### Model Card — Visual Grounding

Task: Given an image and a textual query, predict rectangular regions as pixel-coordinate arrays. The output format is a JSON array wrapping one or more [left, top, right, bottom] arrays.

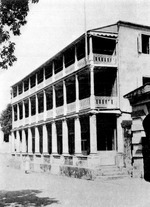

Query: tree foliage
[[0, 104, 12, 135], [0, 0, 39, 69]]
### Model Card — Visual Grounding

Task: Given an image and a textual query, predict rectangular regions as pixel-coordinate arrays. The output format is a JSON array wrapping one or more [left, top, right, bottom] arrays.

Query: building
[[125, 83, 150, 179], [11, 21, 150, 178]]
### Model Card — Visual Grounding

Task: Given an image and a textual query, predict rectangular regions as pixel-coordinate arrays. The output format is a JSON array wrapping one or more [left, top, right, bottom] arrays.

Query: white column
[[89, 36, 93, 63], [35, 126, 40, 154], [11, 131, 15, 153], [28, 98, 31, 124], [75, 116, 82, 154], [75, 46, 78, 70], [28, 127, 32, 153], [63, 80, 67, 115], [52, 121, 57, 154], [17, 104, 19, 122], [16, 130, 20, 153], [76, 74, 79, 112], [12, 106, 14, 129], [90, 114, 97, 154], [43, 124, 48, 154], [43, 90, 47, 120], [90, 67, 95, 109], [22, 129, 26, 153], [22, 101, 25, 126], [62, 119, 68, 155], [117, 116, 124, 153], [36, 94, 38, 122], [53, 86, 56, 118]]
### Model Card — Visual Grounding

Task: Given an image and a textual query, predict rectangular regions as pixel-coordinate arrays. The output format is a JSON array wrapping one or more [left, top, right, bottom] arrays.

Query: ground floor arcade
[[11, 112, 125, 168]]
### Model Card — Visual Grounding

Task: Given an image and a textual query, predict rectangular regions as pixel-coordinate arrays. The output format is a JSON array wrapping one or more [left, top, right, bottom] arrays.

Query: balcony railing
[[93, 54, 117, 66], [95, 96, 117, 108]]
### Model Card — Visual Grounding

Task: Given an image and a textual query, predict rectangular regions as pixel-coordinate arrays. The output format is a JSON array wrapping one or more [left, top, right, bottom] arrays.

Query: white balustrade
[[95, 96, 117, 108], [93, 54, 116, 65]]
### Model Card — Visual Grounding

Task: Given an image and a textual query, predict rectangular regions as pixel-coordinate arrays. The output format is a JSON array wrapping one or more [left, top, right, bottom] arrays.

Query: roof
[[124, 83, 150, 99]]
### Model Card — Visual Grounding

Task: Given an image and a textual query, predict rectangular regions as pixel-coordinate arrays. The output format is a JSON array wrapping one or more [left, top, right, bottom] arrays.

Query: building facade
[[11, 21, 150, 178]]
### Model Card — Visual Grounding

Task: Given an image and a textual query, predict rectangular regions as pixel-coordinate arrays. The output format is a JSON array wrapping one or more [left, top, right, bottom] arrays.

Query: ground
[[0, 155, 150, 207]]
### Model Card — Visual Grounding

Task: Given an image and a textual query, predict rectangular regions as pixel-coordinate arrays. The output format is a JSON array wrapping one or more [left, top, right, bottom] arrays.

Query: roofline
[[117, 20, 150, 30], [90, 23, 118, 32], [124, 83, 150, 99]]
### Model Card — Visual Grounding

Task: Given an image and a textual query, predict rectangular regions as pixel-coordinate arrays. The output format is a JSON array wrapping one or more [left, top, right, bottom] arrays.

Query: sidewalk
[[0, 163, 150, 207]]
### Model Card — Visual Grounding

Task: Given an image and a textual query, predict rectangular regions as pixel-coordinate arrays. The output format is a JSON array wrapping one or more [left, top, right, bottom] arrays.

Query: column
[[11, 131, 15, 153], [12, 106, 14, 128], [28, 127, 32, 153], [52, 121, 57, 154], [43, 124, 48, 154], [36, 94, 38, 122], [22, 101, 25, 125], [35, 126, 40, 154], [63, 80, 67, 115], [28, 98, 31, 124], [75, 74, 79, 112], [16, 130, 20, 153], [90, 114, 97, 154], [62, 119, 68, 154], [43, 90, 47, 120], [89, 36, 93, 63], [22, 129, 26, 153], [75, 46, 78, 71], [17, 104, 19, 122], [74, 116, 82, 154], [53, 86, 56, 118], [117, 116, 124, 153], [90, 66, 95, 109]]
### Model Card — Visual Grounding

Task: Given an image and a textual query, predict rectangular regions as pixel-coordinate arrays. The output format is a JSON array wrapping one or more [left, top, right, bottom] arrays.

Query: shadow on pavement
[[0, 189, 59, 206]]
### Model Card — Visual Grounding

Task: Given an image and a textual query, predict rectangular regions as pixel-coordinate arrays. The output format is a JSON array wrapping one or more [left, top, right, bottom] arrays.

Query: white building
[[11, 21, 150, 178]]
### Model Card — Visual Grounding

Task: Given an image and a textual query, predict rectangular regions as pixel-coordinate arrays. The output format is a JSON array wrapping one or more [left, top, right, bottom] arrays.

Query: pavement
[[0, 156, 150, 206]]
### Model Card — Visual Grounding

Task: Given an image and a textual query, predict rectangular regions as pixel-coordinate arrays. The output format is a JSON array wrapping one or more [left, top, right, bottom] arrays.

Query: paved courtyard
[[0, 156, 150, 206]]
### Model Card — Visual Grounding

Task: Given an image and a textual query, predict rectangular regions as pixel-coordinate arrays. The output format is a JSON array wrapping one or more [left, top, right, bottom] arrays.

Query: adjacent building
[[11, 21, 150, 178]]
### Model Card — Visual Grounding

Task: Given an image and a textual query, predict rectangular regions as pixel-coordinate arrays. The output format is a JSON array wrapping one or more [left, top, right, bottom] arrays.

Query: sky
[[0, 0, 150, 113]]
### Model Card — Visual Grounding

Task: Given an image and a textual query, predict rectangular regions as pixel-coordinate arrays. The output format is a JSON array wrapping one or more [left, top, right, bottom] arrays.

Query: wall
[[118, 25, 150, 113]]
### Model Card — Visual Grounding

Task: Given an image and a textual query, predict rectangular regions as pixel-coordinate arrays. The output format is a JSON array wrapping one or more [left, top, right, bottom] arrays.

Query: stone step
[[95, 174, 129, 181]]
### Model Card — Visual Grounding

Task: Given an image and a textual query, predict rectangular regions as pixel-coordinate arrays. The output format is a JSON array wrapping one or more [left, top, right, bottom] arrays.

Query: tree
[[0, 104, 12, 135], [0, 0, 39, 69]]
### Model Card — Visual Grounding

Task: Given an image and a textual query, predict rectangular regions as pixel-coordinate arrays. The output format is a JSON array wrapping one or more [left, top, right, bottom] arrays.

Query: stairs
[[95, 165, 129, 180]]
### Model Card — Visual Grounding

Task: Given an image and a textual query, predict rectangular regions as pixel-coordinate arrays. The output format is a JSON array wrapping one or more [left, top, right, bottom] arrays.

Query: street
[[0, 158, 150, 207]]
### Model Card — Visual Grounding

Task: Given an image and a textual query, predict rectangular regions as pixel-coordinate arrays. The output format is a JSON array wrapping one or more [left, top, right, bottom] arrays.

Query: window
[[138, 34, 150, 54], [142, 34, 150, 54], [143, 77, 150, 85]]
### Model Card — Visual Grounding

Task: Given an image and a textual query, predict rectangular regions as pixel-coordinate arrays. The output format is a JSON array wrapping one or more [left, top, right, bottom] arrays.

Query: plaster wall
[[118, 25, 150, 113]]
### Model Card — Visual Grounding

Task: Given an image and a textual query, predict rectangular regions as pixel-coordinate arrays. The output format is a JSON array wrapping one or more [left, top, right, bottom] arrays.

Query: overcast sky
[[0, 0, 150, 113]]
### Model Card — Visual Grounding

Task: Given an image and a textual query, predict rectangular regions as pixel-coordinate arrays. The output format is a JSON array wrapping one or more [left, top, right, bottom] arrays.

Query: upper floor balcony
[[11, 31, 118, 104], [12, 67, 119, 129]]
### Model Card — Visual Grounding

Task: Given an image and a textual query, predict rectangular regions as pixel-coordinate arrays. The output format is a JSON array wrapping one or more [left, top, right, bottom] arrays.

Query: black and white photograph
[[0, 0, 150, 206]]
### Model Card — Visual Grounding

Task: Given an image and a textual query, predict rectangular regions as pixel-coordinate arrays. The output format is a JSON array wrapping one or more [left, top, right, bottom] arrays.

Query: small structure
[[124, 83, 150, 179]]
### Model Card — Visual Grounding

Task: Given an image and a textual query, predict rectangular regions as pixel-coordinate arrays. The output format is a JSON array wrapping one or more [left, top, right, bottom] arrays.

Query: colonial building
[[11, 21, 150, 179]]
